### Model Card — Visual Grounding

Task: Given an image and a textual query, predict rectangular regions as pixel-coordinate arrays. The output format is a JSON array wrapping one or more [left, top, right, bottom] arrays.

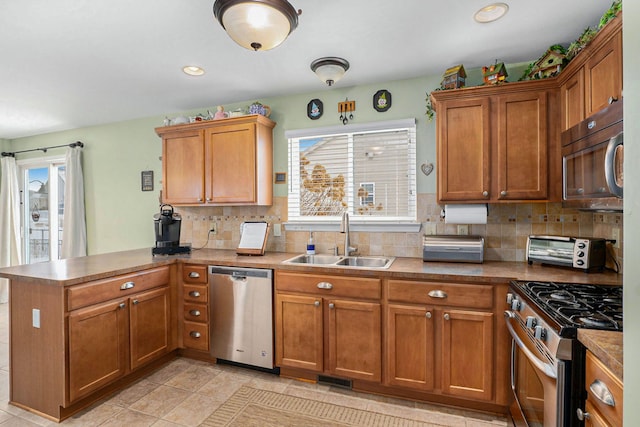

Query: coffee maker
[[152, 204, 191, 255]]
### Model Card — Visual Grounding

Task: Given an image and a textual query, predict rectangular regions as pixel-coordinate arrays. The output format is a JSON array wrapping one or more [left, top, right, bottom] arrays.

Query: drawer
[[276, 271, 380, 300], [386, 280, 493, 309], [182, 264, 207, 284], [67, 266, 170, 311], [184, 284, 208, 303], [585, 350, 623, 427], [184, 303, 208, 323], [183, 321, 209, 351]]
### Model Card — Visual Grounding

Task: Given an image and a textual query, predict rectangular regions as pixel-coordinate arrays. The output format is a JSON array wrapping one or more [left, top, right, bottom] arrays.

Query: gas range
[[510, 280, 623, 338]]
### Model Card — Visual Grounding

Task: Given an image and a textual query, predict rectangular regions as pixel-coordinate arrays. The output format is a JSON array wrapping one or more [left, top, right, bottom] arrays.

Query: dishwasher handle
[[209, 265, 273, 280]]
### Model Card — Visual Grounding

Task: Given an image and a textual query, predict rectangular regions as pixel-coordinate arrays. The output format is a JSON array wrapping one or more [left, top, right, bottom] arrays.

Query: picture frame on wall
[[307, 99, 323, 120], [373, 89, 392, 112]]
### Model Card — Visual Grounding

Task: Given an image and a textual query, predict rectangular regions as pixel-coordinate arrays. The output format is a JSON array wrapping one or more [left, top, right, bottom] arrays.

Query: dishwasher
[[208, 265, 274, 370]]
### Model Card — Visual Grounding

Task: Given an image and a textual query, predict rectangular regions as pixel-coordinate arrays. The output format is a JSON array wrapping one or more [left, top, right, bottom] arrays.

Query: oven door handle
[[504, 310, 557, 379]]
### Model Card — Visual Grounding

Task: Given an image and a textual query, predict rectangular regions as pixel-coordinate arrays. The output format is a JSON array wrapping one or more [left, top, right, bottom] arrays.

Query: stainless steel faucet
[[340, 212, 357, 256]]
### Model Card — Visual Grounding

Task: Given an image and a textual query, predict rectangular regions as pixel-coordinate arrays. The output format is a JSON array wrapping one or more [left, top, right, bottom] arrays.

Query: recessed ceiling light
[[474, 3, 509, 23], [182, 66, 205, 76]]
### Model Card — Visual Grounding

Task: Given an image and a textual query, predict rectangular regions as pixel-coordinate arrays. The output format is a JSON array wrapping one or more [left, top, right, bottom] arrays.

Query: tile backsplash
[[177, 194, 623, 270]]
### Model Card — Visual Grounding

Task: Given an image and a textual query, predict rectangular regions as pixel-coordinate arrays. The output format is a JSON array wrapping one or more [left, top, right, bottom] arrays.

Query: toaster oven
[[526, 235, 606, 271]]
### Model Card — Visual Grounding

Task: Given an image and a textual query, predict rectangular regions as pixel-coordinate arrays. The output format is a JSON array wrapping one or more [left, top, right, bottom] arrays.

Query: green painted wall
[[623, 1, 639, 423]]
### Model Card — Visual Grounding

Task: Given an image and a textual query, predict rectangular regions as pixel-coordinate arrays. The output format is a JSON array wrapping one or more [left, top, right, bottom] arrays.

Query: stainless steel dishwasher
[[208, 265, 274, 370]]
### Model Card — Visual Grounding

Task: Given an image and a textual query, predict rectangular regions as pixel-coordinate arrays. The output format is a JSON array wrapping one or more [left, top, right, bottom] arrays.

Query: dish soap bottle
[[306, 232, 316, 255]]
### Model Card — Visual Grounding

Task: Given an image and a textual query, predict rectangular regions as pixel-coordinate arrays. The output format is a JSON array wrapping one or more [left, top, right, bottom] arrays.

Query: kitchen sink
[[282, 254, 395, 269]]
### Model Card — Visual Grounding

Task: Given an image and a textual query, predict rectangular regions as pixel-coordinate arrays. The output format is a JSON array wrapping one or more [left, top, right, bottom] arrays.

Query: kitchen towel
[[444, 204, 488, 224]]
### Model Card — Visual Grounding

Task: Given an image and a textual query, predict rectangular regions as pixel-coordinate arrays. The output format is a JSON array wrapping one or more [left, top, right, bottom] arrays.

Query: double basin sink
[[282, 254, 395, 269]]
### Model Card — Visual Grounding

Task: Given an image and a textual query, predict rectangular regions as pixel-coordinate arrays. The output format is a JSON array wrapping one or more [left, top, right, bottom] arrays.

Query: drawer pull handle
[[589, 379, 615, 406], [120, 281, 135, 290], [190, 331, 201, 338], [428, 290, 448, 299], [188, 272, 200, 278], [189, 291, 201, 298], [317, 282, 333, 290], [189, 309, 201, 317]]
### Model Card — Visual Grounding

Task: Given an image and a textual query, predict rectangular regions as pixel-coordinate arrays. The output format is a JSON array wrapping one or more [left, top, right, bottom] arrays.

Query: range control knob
[[506, 293, 514, 305], [511, 298, 522, 311], [525, 316, 538, 328], [534, 325, 547, 341]]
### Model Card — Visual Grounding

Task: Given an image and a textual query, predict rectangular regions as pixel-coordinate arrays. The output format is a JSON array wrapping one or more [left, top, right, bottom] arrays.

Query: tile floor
[[0, 303, 509, 426]]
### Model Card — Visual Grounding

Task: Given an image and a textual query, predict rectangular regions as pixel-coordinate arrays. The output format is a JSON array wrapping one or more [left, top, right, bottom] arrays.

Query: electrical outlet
[[273, 223, 282, 237], [612, 228, 620, 248], [457, 225, 469, 235], [209, 221, 217, 235]]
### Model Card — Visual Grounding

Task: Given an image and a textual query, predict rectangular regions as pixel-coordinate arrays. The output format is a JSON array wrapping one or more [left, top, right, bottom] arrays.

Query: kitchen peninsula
[[0, 248, 622, 422]]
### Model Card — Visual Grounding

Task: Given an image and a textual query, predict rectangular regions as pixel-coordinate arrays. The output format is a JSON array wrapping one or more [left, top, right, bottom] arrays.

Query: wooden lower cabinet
[[582, 350, 623, 427], [275, 271, 382, 383], [68, 285, 171, 402]]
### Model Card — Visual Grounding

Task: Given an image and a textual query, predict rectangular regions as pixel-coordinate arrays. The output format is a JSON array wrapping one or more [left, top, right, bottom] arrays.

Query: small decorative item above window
[[373, 90, 392, 112], [307, 99, 323, 120], [440, 65, 466, 89], [482, 61, 508, 85], [338, 99, 355, 125]]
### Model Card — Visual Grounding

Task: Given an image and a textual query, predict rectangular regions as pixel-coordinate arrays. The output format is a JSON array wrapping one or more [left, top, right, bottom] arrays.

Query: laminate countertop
[[578, 329, 624, 380], [0, 247, 623, 287]]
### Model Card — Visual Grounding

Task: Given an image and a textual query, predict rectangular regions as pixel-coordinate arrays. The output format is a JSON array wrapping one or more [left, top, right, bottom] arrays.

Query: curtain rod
[[1, 141, 84, 157]]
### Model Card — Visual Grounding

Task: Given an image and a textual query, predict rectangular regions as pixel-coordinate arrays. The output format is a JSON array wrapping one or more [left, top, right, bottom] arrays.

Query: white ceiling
[[0, 1, 610, 140]]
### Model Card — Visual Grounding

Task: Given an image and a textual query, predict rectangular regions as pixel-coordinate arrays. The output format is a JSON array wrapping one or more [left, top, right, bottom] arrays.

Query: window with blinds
[[287, 119, 416, 223]]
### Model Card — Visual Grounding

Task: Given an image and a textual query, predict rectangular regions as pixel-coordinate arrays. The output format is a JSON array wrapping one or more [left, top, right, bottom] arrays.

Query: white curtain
[[61, 146, 87, 258], [0, 156, 22, 303]]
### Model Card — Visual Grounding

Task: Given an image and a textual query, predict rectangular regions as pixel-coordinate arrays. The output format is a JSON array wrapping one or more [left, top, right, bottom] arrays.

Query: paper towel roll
[[444, 204, 487, 224]]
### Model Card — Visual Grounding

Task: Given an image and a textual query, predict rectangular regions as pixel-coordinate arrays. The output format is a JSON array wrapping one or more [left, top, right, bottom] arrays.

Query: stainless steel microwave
[[562, 100, 623, 211]]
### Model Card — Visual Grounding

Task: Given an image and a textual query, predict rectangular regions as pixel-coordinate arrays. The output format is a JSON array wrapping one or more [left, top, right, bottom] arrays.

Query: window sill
[[283, 221, 421, 233]]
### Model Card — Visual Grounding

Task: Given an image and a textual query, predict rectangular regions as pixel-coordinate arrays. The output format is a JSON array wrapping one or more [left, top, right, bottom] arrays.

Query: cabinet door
[[437, 98, 491, 201], [205, 123, 257, 203], [561, 68, 585, 131], [130, 286, 170, 369], [441, 309, 494, 401], [275, 293, 324, 372], [162, 129, 206, 204], [496, 91, 548, 200], [584, 400, 611, 427], [386, 304, 434, 390], [585, 31, 622, 117], [68, 299, 128, 402], [328, 299, 381, 382]]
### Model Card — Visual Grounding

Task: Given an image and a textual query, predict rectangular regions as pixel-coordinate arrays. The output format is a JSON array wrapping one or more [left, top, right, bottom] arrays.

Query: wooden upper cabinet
[[433, 83, 554, 203], [496, 91, 548, 200], [436, 97, 491, 201], [559, 13, 622, 131], [156, 115, 275, 206]]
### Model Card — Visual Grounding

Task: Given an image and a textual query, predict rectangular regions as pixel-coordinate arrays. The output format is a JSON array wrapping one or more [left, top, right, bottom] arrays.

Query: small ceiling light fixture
[[213, 0, 301, 51], [474, 2, 509, 23], [182, 65, 205, 76], [310, 57, 350, 86]]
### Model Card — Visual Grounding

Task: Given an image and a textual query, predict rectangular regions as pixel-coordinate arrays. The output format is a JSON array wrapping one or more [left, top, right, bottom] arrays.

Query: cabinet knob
[[206, 198, 211, 202], [500, 190, 507, 197], [329, 302, 335, 309], [120, 281, 135, 290], [444, 313, 450, 320], [197, 198, 203, 202], [132, 299, 139, 305], [189, 291, 201, 298], [426, 311, 432, 319], [314, 300, 320, 307], [482, 191, 489, 197], [188, 272, 200, 278], [317, 281, 333, 290], [189, 331, 201, 338], [119, 302, 126, 309], [608, 96, 618, 104], [189, 309, 201, 317], [576, 408, 591, 421]]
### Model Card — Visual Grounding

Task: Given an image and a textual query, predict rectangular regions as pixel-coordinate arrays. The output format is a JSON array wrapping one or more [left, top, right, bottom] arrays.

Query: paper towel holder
[[440, 204, 488, 222]]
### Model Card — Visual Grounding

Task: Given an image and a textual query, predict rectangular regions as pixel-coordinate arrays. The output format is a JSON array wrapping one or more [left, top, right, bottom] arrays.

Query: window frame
[[284, 118, 419, 233]]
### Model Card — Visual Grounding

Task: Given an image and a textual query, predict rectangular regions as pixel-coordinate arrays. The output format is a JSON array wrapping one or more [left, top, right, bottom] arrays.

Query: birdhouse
[[482, 62, 508, 85], [440, 65, 467, 89], [528, 48, 566, 79]]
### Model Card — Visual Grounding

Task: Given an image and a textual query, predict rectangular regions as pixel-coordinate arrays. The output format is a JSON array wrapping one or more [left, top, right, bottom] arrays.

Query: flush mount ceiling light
[[474, 2, 509, 23], [310, 57, 350, 86], [213, 0, 301, 51], [182, 65, 205, 76]]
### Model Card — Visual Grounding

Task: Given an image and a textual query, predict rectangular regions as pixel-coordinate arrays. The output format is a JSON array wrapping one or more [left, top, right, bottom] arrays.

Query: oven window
[[513, 345, 548, 427]]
